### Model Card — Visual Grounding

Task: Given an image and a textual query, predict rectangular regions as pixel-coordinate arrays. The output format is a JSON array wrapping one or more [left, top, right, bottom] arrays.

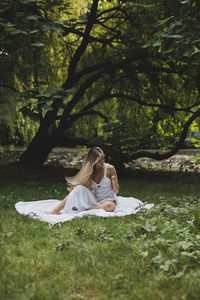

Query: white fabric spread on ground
[[15, 196, 154, 225]]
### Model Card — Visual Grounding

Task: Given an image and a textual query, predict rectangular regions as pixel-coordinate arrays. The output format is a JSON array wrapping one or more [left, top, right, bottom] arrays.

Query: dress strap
[[104, 163, 108, 177]]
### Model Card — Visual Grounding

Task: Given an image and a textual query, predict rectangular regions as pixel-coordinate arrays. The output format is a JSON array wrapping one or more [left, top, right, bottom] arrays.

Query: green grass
[[0, 176, 200, 300]]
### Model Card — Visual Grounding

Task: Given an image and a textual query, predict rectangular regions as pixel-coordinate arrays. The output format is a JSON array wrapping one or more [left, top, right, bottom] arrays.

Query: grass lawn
[[0, 167, 200, 300]]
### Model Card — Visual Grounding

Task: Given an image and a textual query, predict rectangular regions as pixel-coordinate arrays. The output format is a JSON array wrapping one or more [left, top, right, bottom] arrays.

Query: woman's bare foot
[[72, 206, 78, 211]]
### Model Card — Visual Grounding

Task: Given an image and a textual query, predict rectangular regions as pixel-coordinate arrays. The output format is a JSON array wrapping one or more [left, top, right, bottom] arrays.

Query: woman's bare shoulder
[[107, 164, 117, 175], [107, 163, 115, 170]]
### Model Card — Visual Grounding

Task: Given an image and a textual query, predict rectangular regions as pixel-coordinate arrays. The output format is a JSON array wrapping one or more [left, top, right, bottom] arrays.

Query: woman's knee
[[102, 201, 116, 212], [73, 185, 86, 194]]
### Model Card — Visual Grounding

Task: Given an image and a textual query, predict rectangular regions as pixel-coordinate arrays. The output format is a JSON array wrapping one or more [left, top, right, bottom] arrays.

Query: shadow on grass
[[1, 162, 200, 185]]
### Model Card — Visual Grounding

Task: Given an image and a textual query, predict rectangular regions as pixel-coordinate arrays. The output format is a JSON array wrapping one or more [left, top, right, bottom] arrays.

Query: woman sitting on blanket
[[49, 146, 119, 215]]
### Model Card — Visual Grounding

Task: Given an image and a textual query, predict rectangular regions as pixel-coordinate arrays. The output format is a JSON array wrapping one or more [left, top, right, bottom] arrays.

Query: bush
[[89, 117, 157, 170]]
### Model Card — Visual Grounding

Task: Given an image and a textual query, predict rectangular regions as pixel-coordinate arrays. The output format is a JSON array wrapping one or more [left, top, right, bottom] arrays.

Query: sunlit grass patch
[[0, 177, 200, 299]]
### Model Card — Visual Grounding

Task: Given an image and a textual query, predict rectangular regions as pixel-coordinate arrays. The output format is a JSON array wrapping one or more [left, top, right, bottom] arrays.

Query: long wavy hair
[[66, 147, 104, 188]]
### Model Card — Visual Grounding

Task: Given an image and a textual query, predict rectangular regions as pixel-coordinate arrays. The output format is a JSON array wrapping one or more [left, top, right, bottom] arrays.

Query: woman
[[49, 146, 119, 214], [15, 147, 154, 224]]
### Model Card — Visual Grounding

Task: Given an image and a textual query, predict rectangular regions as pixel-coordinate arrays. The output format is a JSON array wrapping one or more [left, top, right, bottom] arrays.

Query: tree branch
[[62, 27, 115, 45], [73, 57, 173, 85], [79, 93, 195, 113], [68, 109, 108, 122], [63, 0, 100, 87], [59, 72, 102, 129], [130, 108, 200, 160], [97, 7, 121, 18]]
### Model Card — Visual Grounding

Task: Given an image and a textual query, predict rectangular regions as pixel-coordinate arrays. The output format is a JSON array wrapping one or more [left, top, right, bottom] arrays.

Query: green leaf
[[153, 40, 161, 47], [141, 251, 149, 258], [181, 0, 191, 4], [42, 25, 52, 30], [52, 26, 62, 31], [1, 22, 15, 28], [142, 41, 152, 48], [153, 253, 164, 264], [4, 27, 16, 32], [164, 34, 183, 39], [159, 16, 175, 25], [178, 241, 193, 250], [26, 15, 39, 20], [53, 95, 62, 99], [190, 47, 200, 56], [191, 138, 198, 143], [183, 48, 193, 57], [143, 221, 157, 232], [42, 105, 53, 111], [31, 42, 45, 47], [174, 20, 182, 26], [144, 4, 156, 8], [29, 30, 39, 34], [20, 0, 36, 3], [65, 88, 76, 93], [10, 29, 27, 35]]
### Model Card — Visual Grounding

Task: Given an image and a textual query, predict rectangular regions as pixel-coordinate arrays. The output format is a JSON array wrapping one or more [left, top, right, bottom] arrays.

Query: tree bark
[[19, 124, 88, 166], [18, 0, 100, 166], [19, 126, 55, 166]]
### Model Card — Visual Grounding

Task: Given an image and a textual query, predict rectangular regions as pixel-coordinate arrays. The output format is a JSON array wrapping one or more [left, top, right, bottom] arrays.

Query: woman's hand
[[67, 186, 74, 193]]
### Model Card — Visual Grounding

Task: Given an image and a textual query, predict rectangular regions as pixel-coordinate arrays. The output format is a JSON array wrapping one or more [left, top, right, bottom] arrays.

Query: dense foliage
[[0, 0, 200, 166]]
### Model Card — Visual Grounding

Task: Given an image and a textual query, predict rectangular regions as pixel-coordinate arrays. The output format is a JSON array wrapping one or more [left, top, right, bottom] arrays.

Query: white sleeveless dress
[[91, 163, 118, 203], [62, 163, 117, 213], [15, 163, 154, 224]]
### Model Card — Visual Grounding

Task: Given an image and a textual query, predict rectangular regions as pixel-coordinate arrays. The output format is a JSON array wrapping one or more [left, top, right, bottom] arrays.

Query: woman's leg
[[49, 195, 68, 215], [62, 185, 97, 213], [86, 201, 116, 212]]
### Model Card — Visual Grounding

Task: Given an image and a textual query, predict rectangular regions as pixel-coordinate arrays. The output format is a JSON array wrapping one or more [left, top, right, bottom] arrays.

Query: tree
[[1, 0, 200, 167], [0, 0, 72, 145]]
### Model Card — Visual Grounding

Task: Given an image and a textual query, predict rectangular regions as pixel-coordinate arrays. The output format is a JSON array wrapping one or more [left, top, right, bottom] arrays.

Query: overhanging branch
[[59, 72, 102, 129], [130, 108, 200, 160], [79, 92, 195, 113], [73, 57, 174, 84], [62, 27, 115, 45], [63, 0, 100, 86], [69, 109, 108, 122]]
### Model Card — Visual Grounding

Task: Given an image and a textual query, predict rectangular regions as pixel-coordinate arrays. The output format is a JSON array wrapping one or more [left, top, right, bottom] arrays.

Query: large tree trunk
[[19, 123, 88, 166], [19, 126, 55, 166], [18, 0, 100, 166]]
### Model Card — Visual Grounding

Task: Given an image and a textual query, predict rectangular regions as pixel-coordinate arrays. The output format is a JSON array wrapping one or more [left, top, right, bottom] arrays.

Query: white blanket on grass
[[15, 196, 154, 225]]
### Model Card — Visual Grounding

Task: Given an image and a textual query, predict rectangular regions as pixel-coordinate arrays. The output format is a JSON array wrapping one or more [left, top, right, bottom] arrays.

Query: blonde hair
[[66, 147, 104, 188]]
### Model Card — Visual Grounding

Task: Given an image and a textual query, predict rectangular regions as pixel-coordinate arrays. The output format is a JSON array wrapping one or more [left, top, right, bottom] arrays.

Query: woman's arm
[[49, 194, 68, 215], [110, 166, 119, 194], [49, 186, 74, 214]]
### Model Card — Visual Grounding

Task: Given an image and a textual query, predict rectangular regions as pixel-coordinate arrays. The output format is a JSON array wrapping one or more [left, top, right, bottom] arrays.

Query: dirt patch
[[0, 147, 200, 182]]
